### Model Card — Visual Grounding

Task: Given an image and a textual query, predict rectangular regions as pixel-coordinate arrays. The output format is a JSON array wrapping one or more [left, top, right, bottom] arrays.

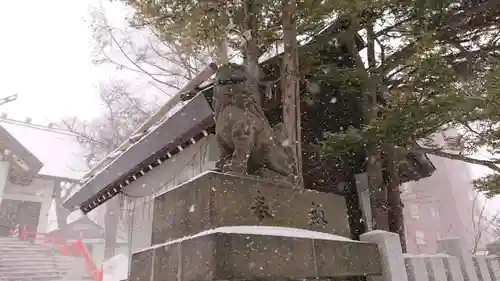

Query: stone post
[[473, 256, 493, 281], [487, 241, 500, 281], [360, 230, 408, 281], [487, 241, 500, 256], [355, 173, 373, 232], [436, 238, 479, 281], [425, 255, 448, 281], [404, 255, 429, 281], [442, 255, 465, 281], [485, 255, 500, 281]]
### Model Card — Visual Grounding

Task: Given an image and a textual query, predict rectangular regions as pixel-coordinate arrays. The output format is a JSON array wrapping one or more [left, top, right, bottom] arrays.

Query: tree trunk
[[281, 0, 303, 187], [104, 196, 121, 259], [346, 177, 366, 240], [243, 0, 261, 105], [386, 147, 406, 251], [360, 19, 389, 231], [365, 148, 389, 230], [218, 40, 229, 66]]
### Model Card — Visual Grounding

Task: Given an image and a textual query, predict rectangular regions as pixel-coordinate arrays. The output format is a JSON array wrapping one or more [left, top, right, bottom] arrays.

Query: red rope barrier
[[18, 227, 103, 281]]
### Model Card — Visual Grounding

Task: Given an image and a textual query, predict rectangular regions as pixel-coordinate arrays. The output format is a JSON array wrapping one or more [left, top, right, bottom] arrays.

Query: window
[[430, 206, 439, 217], [416, 231, 426, 245], [409, 204, 419, 219]]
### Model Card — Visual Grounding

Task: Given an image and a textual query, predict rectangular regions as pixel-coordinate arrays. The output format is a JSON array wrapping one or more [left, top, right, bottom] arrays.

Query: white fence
[[361, 231, 500, 281]]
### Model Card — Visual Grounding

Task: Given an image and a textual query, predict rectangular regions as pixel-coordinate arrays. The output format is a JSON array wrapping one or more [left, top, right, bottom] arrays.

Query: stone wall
[[128, 172, 383, 281], [363, 230, 500, 281], [120, 136, 219, 256]]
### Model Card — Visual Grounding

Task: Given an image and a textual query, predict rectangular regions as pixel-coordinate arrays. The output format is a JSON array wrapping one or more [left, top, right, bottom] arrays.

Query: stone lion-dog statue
[[213, 63, 295, 183]]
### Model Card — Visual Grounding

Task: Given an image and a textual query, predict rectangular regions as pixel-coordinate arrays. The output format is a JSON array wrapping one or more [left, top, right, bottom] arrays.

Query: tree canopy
[[316, 0, 500, 195], [114, 0, 500, 236]]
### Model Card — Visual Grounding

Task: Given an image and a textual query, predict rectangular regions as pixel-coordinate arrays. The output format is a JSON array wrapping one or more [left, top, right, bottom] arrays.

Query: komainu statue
[[213, 63, 295, 182]]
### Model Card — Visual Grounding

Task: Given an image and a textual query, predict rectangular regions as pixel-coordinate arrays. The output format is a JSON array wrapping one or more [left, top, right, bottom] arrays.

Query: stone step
[[0, 242, 59, 247], [0, 246, 59, 252], [0, 276, 75, 281], [0, 254, 76, 262], [0, 264, 79, 271], [0, 270, 65, 276], [49, 278, 94, 281], [0, 240, 58, 246], [0, 262, 79, 269], [0, 245, 58, 251], [0, 265, 77, 272], [0, 245, 50, 249], [0, 249, 78, 256], [0, 268, 89, 274], [46, 278, 94, 281], [0, 269, 92, 280], [0, 257, 79, 264], [2, 273, 63, 280], [0, 258, 83, 265], [0, 242, 54, 248], [0, 238, 92, 281], [0, 248, 59, 254], [71, 278, 95, 281], [0, 249, 58, 255], [0, 271, 93, 281]]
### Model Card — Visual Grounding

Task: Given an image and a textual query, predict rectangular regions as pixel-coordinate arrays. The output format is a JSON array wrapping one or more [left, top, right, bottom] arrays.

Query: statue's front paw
[[291, 176, 303, 193], [222, 163, 248, 175]]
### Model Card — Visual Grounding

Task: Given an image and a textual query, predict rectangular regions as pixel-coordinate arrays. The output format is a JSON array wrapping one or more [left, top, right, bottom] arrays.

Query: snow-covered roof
[[0, 118, 89, 180]]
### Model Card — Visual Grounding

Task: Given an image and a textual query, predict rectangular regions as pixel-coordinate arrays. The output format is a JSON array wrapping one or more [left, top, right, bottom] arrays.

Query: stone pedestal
[[131, 171, 382, 281], [487, 241, 500, 255]]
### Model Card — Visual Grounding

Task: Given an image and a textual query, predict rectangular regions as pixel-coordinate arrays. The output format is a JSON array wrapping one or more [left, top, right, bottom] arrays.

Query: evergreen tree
[[119, 0, 500, 246], [318, 0, 500, 240]]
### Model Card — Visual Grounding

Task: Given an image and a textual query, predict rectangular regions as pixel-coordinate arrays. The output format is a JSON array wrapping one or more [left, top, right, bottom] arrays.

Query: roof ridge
[[0, 118, 80, 137]]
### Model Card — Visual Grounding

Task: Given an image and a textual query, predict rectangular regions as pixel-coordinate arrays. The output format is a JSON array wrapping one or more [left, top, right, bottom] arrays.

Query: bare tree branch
[[416, 145, 500, 173]]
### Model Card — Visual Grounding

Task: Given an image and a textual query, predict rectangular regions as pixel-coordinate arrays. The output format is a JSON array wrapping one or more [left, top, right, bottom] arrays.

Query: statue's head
[[215, 63, 246, 86]]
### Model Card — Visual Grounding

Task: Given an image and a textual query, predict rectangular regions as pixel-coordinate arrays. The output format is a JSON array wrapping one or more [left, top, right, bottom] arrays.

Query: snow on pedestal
[[130, 225, 382, 281], [360, 230, 408, 281], [103, 255, 129, 281]]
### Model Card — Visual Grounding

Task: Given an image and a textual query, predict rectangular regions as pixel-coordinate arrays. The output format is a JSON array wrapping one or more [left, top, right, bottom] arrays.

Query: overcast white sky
[[0, 0, 121, 124]]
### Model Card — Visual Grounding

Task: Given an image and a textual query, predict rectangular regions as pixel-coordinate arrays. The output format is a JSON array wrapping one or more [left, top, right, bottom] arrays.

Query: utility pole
[[0, 94, 18, 106]]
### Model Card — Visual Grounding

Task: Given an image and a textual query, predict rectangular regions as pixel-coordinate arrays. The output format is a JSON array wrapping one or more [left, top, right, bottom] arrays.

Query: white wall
[[3, 176, 54, 234], [0, 161, 10, 206]]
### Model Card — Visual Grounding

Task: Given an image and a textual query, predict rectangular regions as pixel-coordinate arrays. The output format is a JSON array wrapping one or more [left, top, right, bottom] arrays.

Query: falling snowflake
[[189, 205, 196, 213], [281, 139, 291, 147]]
